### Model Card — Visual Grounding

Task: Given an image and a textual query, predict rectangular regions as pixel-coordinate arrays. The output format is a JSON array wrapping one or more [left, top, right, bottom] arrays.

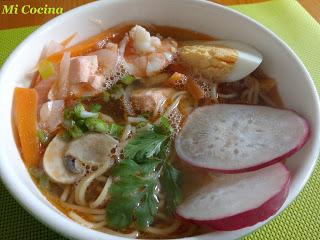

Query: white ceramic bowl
[[0, 0, 319, 239]]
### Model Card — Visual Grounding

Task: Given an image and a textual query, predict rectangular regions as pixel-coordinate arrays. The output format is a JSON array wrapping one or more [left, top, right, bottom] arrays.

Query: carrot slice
[[14, 88, 39, 167], [186, 78, 205, 102], [46, 31, 111, 63], [61, 32, 77, 47]]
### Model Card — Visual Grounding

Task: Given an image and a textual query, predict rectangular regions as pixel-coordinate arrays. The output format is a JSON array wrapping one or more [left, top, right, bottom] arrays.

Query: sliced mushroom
[[64, 133, 118, 174], [43, 136, 79, 184], [43, 133, 118, 184]]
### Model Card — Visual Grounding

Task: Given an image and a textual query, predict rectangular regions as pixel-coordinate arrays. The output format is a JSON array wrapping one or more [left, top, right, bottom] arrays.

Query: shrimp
[[123, 25, 178, 78]]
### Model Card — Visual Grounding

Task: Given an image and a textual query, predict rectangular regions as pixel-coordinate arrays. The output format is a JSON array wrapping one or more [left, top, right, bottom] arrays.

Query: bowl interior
[[0, 0, 319, 240]]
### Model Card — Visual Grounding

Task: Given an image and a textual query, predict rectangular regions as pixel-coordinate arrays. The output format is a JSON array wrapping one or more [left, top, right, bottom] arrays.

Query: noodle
[[121, 124, 132, 143], [75, 160, 114, 206], [115, 124, 132, 161], [240, 76, 261, 104], [60, 202, 106, 214], [88, 214, 106, 222], [60, 185, 71, 202], [68, 211, 106, 229], [155, 92, 186, 124], [218, 92, 238, 99], [181, 224, 197, 237], [100, 113, 115, 123], [89, 177, 112, 208], [145, 220, 181, 235], [253, 77, 260, 104], [210, 83, 218, 103], [67, 189, 75, 203], [154, 96, 167, 117], [259, 92, 277, 107], [156, 213, 171, 221], [96, 176, 108, 182], [127, 116, 147, 123], [100, 227, 140, 238], [27, 23, 285, 239]]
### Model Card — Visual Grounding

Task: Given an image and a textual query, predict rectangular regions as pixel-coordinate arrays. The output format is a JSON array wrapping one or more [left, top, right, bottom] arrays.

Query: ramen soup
[[13, 24, 310, 239]]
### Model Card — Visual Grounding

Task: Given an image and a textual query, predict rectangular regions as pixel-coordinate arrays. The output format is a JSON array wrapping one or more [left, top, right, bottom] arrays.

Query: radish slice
[[176, 163, 290, 230], [175, 104, 309, 173]]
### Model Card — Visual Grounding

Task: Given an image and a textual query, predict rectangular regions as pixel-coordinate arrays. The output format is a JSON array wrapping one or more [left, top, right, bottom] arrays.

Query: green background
[[0, 0, 319, 239]]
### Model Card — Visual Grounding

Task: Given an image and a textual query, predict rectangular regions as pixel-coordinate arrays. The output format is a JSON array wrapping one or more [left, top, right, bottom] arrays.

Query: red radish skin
[[175, 104, 310, 173], [176, 163, 291, 231]]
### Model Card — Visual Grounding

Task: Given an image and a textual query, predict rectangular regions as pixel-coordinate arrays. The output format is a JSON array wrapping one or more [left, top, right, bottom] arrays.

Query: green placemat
[[0, 0, 319, 239]]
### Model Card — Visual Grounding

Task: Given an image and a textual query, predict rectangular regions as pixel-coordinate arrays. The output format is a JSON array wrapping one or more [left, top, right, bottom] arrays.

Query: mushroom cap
[[43, 136, 78, 184], [65, 133, 118, 167], [43, 133, 118, 184]]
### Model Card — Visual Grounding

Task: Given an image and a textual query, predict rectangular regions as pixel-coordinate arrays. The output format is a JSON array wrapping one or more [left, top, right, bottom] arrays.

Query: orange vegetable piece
[[186, 78, 205, 102], [60, 32, 77, 47], [166, 72, 187, 90], [14, 88, 39, 167], [46, 30, 111, 63]]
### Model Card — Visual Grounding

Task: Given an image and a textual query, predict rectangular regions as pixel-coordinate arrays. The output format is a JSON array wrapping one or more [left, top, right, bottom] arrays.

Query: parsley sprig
[[106, 117, 182, 230]]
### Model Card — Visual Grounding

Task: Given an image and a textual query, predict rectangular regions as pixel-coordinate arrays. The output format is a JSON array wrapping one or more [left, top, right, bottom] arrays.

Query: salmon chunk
[[69, 55, 98, 84], [131, 88, 176, 114]]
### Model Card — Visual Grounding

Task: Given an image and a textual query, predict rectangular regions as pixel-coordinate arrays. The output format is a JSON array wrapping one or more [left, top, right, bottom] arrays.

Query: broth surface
[[17, 23, 283, 239]]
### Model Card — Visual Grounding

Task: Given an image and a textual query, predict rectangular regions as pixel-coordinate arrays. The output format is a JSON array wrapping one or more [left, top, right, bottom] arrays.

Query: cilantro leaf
[[112, 159, 160, 177], [124, 129, 169, 163], [109, 175, 146, 197], [106, 194, 142, 229], [160, 162, 182, 213], [111, 159, 141, 177], [159, 116, 174, 134], [106, 117, 181, 230], [135, 181, 159, 230]]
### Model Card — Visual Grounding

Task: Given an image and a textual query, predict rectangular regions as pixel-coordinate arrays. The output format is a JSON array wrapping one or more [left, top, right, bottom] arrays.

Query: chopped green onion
[[110, 85, 125, 100], [39, 175, 50, 190], [90, 103, 102, 113], [80, 111, 99, 119], [121, 74, 136, 85], [37, 129, 49, 144], [136, 121, 147, 128], [103, 92, 110, 102], [85, 117, 108, 133], [74, 103, 98, 119], [63, 119, 75, 129], [29, 166, 50, 191], [60, 131, 72, 141], [68, 125, 84, 138], [29, 166, 44, 179], [38, 60, 55, 80], [64, 108, 74, 120], [139, 112, 151, 119], [107, 123, 124, 138], [73, 103, 86, 118]]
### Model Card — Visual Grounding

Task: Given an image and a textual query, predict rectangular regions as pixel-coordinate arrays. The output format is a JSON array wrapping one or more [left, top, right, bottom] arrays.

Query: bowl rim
[[0, 0, 319, 240]]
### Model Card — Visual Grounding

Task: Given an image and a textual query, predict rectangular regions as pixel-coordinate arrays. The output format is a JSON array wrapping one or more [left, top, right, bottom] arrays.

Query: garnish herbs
[[62, 103, 123, 139], [106, 117, 181, 230]]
